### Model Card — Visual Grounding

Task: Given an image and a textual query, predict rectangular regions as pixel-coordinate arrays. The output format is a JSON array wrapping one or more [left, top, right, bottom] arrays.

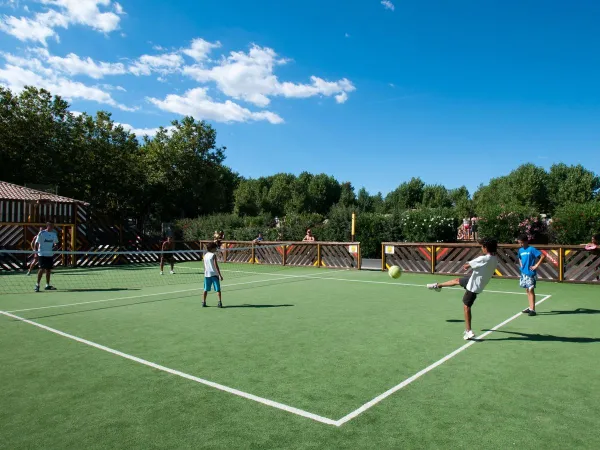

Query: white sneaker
[[170, 270, 174, 275], [463, 330, 475, 340], [160, 271, 164, 275], [427, 283, 441, 292]]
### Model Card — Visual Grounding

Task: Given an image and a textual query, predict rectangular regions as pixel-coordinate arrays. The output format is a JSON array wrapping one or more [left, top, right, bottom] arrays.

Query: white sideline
[[0, 309, 338, 426], [334, 294, 553, 426], [179, 266, 528, 296], [6, 275, 295, 313]]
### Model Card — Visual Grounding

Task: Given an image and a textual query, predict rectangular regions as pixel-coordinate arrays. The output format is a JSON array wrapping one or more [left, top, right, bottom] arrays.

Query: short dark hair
[[517, 234, 529, 243], [593, 234, 600, 241], [206, 242, 218, 252], [479, 237, 498, 254]]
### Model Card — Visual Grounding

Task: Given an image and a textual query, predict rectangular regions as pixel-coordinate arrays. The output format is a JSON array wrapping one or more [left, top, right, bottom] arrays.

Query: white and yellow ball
[[388, 265, 402, 279]]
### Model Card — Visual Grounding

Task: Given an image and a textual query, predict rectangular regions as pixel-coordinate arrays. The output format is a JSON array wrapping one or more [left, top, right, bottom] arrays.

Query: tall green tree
[[385, 177, 425, 211], [547, 163, 600, 209]]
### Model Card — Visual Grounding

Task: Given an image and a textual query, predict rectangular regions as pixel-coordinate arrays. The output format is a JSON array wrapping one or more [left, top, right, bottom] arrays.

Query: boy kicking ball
[[203, 242, 224, 308], [427, 238, 499, 340]]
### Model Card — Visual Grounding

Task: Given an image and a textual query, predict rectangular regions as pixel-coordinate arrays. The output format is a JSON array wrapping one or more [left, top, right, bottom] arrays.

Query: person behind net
[[302, 229, 315, 242], [253, 232, 264, 243], [160, 236, 175, 275], [34, 222, 59, 292], [203, 242, 224, 308], [26, 226, 43, 276]]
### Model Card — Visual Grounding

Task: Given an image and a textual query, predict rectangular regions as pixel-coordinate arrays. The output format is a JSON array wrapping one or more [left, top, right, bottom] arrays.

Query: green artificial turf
[[1, 265, 599, 449]]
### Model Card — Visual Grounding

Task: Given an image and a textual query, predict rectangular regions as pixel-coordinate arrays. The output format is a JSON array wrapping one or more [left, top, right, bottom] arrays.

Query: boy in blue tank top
[[517, 234, 546, 316]]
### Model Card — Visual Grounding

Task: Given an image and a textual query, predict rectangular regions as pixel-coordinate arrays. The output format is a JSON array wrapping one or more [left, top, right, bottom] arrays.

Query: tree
[[548, 163, 600, 209], [422, 185, 452, 208], [385, 177, 425, 211]]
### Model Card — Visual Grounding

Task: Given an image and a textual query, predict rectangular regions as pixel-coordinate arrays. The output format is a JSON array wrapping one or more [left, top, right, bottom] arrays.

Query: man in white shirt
[[34, 222, 59, 292], [427, 238, 499, 340]]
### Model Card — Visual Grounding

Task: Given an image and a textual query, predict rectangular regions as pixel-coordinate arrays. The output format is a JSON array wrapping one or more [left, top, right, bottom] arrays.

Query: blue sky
[[1, 0, 599, 196]]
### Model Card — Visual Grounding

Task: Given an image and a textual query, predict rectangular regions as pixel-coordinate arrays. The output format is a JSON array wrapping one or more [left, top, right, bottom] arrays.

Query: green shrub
[[399, 209, 459, 243], [550, 202, 600, 244], [477, 204, 534, 243]]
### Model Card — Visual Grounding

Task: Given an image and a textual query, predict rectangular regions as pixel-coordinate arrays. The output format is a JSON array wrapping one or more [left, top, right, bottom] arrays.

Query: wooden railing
[[199, 241, 361, 269], [382, 242, 600, 284]]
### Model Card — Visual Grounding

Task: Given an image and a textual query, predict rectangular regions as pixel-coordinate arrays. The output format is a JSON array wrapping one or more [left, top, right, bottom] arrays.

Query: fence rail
[[382, 242, 600, 284]]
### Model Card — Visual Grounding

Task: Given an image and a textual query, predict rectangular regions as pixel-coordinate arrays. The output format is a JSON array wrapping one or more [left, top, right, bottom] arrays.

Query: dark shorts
[[162, 254, 175, 263], [459, 276, 478, 307], [38, 256, 53, 270]]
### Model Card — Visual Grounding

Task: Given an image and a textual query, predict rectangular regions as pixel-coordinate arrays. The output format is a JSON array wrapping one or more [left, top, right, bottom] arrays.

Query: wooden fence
[[199, 241, 361, 269], [382, 242, 600, 284]]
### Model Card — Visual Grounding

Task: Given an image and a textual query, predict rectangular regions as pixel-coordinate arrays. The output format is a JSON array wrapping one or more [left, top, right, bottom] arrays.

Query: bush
[[518, 217, 549, 244], [550, 202, 600, 244], [477, 204, 534, 243], [356, 212, 403, 258], [399, 209, 459, 243]]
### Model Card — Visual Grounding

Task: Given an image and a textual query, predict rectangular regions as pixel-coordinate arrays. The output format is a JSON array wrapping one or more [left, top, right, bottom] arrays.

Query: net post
[[559, 247, 564, 282], [70, 223, 77, 267], [431, 246, 437, 274], [61, 226, 66, 267], [251, 242, 255, 264], [23, 224, 28, 271], [317, 243, 322, 268]]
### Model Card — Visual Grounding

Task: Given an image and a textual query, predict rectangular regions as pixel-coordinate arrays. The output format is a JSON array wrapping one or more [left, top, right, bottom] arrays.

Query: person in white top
[[427, 238, 499, 340], [202, 242, 224, 308], [34, 222, 59, 292], [27, 226, 43, 276]]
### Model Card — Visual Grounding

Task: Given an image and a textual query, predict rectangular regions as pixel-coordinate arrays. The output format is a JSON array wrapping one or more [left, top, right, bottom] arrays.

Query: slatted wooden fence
[[382, 242, 600, 284]]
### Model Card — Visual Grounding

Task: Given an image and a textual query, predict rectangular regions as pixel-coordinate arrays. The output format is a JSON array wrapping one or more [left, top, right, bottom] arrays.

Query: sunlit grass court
[[1, 264, 599, 449]]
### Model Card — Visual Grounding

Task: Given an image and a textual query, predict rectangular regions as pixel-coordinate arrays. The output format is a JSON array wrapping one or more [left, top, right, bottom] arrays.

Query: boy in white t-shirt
[[203, 242, 224, 308], [427, 238, 499, 340]]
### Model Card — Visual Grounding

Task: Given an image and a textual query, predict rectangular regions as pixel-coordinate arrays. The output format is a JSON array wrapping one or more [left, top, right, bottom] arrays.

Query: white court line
[[0, 309, 338, 426], [179, 266, 528, 296], [6, 275, 296, 314], [334, 294, 553, 426]]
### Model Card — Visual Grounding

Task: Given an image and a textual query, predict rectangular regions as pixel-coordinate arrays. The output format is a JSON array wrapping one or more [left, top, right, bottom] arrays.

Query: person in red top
[[160, 236, 175, 275]]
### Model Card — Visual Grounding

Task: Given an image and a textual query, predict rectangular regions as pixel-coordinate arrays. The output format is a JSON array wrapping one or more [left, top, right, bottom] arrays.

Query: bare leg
[[202, 291, 207, 304], [171, 261, 175, 272], [37, 269, 44, 285], [528, 288, 536, 311], [464, 305, 472, 331], [160, 258, 165, 272], [217, 292, 222, 304], [437, 278, 462, 288], [46, 270, 51, 285]]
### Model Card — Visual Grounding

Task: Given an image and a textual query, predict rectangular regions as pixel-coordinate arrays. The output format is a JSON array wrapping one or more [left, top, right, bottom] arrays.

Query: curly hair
[[479, 237, 498, 254]]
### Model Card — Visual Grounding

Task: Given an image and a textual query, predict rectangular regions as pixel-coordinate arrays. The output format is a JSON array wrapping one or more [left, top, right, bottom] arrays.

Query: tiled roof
[[0, 181, 89, 205]]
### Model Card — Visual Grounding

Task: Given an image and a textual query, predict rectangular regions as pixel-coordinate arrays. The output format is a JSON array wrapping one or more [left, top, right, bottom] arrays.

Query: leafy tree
[[338, 182, 356, 208], [422, 185, 452, 208], [385, 177, 425, 211], [548, 163, 600, 209]]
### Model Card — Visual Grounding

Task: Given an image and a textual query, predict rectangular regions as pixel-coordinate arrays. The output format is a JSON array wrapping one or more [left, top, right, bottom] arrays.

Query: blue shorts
[[520, 274, 537, 290], [204, 276, 221, 292]]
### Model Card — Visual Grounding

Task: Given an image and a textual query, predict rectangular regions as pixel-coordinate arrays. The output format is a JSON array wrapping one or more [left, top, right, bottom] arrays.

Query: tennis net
[[0, 245, 290, 295]]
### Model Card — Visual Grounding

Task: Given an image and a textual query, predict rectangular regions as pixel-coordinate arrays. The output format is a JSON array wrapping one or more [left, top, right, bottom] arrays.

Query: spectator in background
[[27, 227, 44, 276], [463, 218, 471, 240], [585, 234, 599, 281], [471, 217, 479, 241], [213, 231, 222, 247], [253, 233, 264, 243], [303, 229, 315, 242]]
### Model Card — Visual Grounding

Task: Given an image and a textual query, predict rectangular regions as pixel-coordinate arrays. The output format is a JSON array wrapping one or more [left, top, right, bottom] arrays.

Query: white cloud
[[118, 122, 172, 137], [0, 0, 124, 45], [381, 0, 395, 11], [335, 92, 348, 104], [47, 53, 127, 78], [148, 87, 284, 124], [182, 38, 221, 62], [182, 44, 355, 107], [129, 52, 184, 76], [0, 52, 134, 111]]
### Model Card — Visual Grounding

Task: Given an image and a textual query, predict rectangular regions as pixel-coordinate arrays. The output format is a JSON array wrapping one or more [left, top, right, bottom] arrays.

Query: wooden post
[[431, 246, 437, 274], [559, 247, 564, 282], [381, 244, 386, 271], [251, 243, 255, 264], [357, 243, 362, 270], [70, 223, 77, 267], [317, 243, 322, 268], [23, 225, 28, 271], [282, 244, 287, 266], [61, 226, 67, 267]]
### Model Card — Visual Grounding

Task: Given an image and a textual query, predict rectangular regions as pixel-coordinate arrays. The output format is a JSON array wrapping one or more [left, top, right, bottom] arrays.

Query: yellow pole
[[351, 212, 356, 242], [559, 247, 564, 282], [431, 246, 437, 274], [317, 244, 322, 268]]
